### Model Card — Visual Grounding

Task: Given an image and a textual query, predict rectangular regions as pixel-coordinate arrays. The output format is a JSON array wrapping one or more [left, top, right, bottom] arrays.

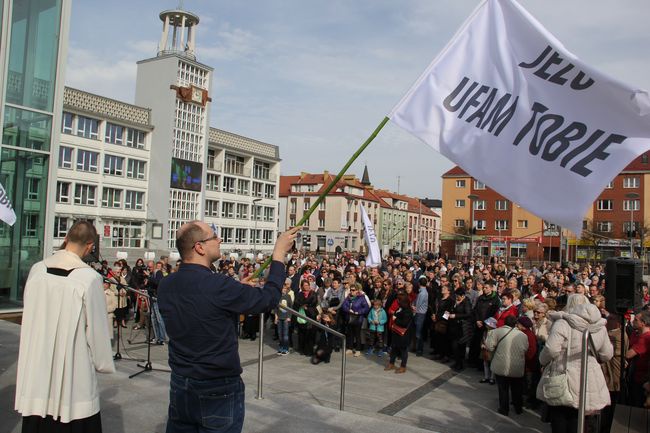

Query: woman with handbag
[[432, 284, 454, 363], [293, 280, 319, 357], [385, 292, 414, 374], [538, 302, 613, 433]]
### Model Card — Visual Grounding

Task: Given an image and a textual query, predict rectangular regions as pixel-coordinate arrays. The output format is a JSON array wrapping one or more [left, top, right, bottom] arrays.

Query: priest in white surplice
[[15, 220, 115, 432]]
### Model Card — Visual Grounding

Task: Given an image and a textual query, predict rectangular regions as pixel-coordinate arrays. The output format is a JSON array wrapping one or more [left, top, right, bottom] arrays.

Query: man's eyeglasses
[[196, 234, 220, 244]]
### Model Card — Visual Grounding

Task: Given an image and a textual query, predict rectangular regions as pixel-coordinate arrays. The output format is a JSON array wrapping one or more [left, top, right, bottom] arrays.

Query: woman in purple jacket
[[341, 286, 370, 356]]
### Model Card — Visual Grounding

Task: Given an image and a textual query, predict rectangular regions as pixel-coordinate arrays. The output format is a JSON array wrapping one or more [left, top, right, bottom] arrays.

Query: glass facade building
[[0, 0, 70, 310]]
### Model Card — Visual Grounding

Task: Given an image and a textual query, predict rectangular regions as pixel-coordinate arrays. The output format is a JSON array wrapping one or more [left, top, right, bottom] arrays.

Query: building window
[[605, 181, 613, 189], [455, 199, 465, 208], [264, 184, 275, 199], [475, 220, 486, 230], [103, 154, 124, 176], [597, 199, 613, 211], [252, 182, 263, 197], [237, 179, 249, 195], [623, 199, 640, 211], [290, 199, 297, 214], [105, 123, 124, 145], [102, 187, 122, 208], [126, 128, 146, 149], [26, 177, 39, 200], [517, 219, 528, 229], [253, 161, 271, 180], [235, 228, 247, 244], [221, 227, 233, 243], [623, 221, 639, 232], [473, 200, 485, 210], [23, 213, 39, 237], [510, 243, 527, 258], [263, 230, 274, 245], [54, 217, 68, 238], [224, 154, 245, 175], [221, 202, 234, 218], [206, 174, 219, 191], [454, 219, 465, 228], [252, 205, 262, 221], [319, 218, 325, 228], [289, 216, 296, 226], [474, 180, 486, 189], [264, 206, 274, 222], [236, 203, 248, 219], [495, 200, 508, 210], [58, 146, 73, 169], [110, 221, 143, 248], [126, 159, 146, 179], [623, 177, 640, 188], [495, 220, 508, 230], [643, 154, 649, 164], [596, 221, 612, 232], [205, 200, 219, 217], [76, 149, 99, 172], [124, 190, 144, 210], [319, 200, 326, 210], [223, 176, 236, 193], [74, 184, 96, 206], [56, 182, 70, 203], [76, 116, 99, 139], [455, 179, 466, 188], [62, 112, 73, 134]]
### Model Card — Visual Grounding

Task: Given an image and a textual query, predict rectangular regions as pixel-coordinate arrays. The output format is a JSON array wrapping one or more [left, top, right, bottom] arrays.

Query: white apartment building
[[54, 87, 153, 258], [205, 128, 280, 256]]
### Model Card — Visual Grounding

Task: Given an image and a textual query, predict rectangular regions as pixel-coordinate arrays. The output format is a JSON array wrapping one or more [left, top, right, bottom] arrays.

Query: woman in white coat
[[538, 301, 613, 433]]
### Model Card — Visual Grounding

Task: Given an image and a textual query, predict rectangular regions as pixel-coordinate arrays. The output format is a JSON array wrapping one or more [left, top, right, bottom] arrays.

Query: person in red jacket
[[494, 290, 517, 328], [516, 316, 538, 409]]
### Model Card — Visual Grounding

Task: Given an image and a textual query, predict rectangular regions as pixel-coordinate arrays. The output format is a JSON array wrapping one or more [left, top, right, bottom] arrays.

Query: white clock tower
[[135, 7, 213, 251]]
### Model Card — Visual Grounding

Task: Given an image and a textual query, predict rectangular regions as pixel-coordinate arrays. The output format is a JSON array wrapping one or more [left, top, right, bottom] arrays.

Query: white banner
[[360, 204, 381, 267], [389, 0, 650, 235], [0, 182, 16, 226]]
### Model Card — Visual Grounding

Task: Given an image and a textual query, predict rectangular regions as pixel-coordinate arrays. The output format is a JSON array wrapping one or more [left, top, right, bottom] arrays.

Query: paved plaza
[[0, 320, 548, 433]]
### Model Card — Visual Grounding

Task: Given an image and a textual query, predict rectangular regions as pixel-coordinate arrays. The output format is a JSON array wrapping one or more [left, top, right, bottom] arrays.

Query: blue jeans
[[414, 313, 426, 354], [277, 318, 290, 350], [167, 373, 245, 433]]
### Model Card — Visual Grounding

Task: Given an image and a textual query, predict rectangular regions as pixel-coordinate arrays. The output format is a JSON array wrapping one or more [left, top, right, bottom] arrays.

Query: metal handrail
[[255, 305, 347, 410]]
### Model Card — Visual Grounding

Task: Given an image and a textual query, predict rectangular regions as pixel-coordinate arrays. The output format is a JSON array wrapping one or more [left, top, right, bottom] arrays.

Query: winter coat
[[390, 307, 414, 348], [534, 317, 551, 344], [473, 291, 500, 322], [293, 290, 318, 320], [341, 295, 370, 320], [367, 308, 388, 332], [494, 304, 518, 328], [449, 298, 474, 344], [539, 303, 613, 411], [486, 325, 529, 377], [601, 328, 628, 392]]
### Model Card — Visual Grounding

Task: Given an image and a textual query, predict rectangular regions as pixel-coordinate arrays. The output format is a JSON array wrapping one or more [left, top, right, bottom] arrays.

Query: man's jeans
[[167, 373, 245, 433], [414, 313, 426, 354]]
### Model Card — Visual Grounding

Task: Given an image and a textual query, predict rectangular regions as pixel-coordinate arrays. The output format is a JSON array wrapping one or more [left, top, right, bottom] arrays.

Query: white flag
[[360, 204, 381, 267], [0, 182, 16, 226], [389, 0, 650, 235]]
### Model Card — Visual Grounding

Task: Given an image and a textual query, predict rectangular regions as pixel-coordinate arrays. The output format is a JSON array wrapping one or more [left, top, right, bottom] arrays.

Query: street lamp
[[467, 194, 479, 260], [252, 198, 262, 257], [626, 192, 640, 258]]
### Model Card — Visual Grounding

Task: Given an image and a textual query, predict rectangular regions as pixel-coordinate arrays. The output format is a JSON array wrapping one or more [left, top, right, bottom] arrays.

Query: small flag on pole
[[360, 204, 381, 267], [0, 182, 16, 226], [389, 0, 650, 235]]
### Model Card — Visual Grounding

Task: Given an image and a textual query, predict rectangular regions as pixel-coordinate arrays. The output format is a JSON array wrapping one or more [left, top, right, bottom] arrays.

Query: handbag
[[297, 307, 307, 325], [434, 320, 448, 335], [537, 334, 573, 406], [391, 322, 408, 337]]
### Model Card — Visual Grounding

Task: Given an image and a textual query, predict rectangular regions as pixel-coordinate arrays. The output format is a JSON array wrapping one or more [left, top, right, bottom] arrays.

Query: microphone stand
[[128, 288, 171, 379], [103, 276, 144, 363]]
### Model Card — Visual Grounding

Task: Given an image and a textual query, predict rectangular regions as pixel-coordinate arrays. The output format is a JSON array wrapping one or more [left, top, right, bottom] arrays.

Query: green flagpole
[[253, 116, 390, 278]]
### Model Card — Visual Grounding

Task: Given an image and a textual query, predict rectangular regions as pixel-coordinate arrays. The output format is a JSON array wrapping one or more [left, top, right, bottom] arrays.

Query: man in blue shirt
[[158, 221, 300, 433]]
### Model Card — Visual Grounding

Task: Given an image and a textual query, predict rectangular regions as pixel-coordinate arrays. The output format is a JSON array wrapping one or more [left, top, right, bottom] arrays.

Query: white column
[[158, 15, 170, 53], [179, 15, 186, 50]]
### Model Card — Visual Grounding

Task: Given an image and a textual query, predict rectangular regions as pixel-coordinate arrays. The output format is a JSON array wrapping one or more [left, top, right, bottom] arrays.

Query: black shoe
[[479, 378, 490, 383], [415, 352, 423, 357], [497, 408, 508, 416], [489, 379, 495, 385]]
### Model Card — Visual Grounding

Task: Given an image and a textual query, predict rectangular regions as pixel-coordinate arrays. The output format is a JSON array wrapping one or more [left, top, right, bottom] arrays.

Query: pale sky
[[65, 0, 650, 200]]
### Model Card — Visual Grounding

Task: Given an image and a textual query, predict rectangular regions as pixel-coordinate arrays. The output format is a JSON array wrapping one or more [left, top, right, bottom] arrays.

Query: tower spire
[[361, 164, 371, 186]]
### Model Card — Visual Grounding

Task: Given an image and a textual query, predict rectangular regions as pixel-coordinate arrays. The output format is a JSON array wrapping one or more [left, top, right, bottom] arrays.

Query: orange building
[[441, 151, 650, 262]]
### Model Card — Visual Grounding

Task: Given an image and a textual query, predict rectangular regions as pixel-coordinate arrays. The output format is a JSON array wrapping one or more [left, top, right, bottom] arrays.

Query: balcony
[[206, 159, 222, 172]]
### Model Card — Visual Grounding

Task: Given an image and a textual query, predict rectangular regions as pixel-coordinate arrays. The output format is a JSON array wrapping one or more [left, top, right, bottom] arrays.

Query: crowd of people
[[97, 251, 650, 433]]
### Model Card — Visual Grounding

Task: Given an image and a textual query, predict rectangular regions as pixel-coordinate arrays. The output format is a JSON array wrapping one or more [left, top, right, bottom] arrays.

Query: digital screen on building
[[170, 158, 203, 192]]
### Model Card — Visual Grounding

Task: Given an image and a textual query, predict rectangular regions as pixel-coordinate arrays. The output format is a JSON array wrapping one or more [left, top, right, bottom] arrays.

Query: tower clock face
[[191, 87, 203, 103]]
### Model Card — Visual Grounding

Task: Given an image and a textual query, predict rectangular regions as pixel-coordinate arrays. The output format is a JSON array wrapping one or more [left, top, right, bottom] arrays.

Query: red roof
[[622, 151, 650, 172], [442, 166, 468, 177]]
